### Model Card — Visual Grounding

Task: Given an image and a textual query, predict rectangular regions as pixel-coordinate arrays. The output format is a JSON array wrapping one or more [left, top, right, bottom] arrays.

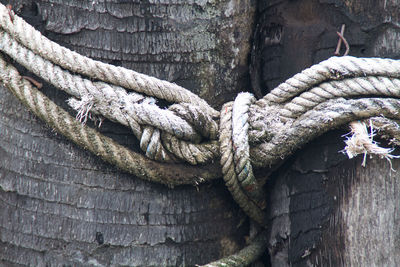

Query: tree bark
[[0, 0, 256, 266], [2, 0, 400, 266], [257, 0, 400, 265]]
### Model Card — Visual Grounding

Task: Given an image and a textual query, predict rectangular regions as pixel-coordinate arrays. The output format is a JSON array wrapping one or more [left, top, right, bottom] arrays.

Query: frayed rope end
[[67, 95, 103, 127], [343, 121, 400, 169]]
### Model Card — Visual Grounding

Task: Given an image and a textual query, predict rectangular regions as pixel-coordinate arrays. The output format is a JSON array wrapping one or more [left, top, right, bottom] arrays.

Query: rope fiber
[[2, 3, 400, 266]]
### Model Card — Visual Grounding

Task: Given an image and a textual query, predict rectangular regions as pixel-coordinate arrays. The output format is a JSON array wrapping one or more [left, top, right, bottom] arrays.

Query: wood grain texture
[[318, 157, 400, 266], [260, 0, 400, 266]]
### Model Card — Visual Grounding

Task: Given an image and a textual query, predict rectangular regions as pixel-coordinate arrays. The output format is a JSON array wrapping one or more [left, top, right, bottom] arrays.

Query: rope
[[199, 230, 268, 267], [252, 97, 400, 167], [0, 3, 218, 117], [263, 56, 400, 104], [3, 3, 400, 266], [0, 29, 222, 165], [0, 53, 221, 187], [279, 76, 400, 119], [232, 93, 266, 208], [0, 30, 199, 141], [219, 102, 267, 226]]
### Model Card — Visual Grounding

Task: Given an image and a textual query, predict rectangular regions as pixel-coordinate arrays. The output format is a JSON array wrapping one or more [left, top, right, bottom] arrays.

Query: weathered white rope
[[3, 9, 400, 169], [280, 76, 400, 119], [67, 102, 219, 165], [263, 56, 400, 104], [139, 126, 177, 162], [161, 133, 220, 165], [0, 3, 218, 117], [0, 28, 223, 165], [0, 30, 202, 143], [252, 97, 400, 167], [219, 102, 267, 226], [232, 93, 265, 208], [0, 53, 220, 186], [169, 103, 219, 140]]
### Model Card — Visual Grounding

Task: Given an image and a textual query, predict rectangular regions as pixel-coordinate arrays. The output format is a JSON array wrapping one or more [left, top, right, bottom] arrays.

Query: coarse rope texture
[[1, 3, 400, 266]]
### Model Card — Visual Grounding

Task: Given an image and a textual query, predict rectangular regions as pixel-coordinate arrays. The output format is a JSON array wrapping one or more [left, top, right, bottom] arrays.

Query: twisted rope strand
[[0, 3, 218, 117], [200, 230, 268, 267], [252, 97, 400, 167], [161, 133, 220, 165], [139, 126, 178, 162], [0, 53, 220, 186], [280, 76, 400, 119], [219, 102, 267, 226], [169, 103, 219, 140], [263, 56, 400, 104], [0, 30, 203, 143], [232, 93, 266, 208]]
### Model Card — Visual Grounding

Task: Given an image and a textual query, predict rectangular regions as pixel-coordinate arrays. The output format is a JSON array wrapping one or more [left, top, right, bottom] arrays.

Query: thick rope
[[252, 97, 400, 167], [3, 4, 400, 187], [139, 126, 177, 162], [262, 56, 400, 104], [280, 76, 400, 119], [0, 30, 202, 142], [5, 13, 400, 168], [0, 3, 218, 117], [219, 102, 267, 226], [0, 29, 223, 165], [169, 103, 219, 140], [4, 4, 400, 266], [232, 93, 265, 208], [0, 53, 221, 186], [161, 133, 220, 165]]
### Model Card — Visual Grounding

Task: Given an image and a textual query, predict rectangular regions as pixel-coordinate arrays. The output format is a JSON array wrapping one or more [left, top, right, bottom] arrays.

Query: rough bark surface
[[11, 0, 256, 108], [0, 0, 256, 266], [2, 0, 400, 266], [258, 0, 400, 266], [0, 85, 245, 266]]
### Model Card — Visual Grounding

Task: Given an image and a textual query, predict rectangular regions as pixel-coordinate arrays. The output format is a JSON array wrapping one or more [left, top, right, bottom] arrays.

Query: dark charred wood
[[258, 0, 400, 265]]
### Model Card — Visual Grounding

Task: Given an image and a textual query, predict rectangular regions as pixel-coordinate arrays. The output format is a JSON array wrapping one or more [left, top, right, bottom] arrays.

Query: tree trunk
[[256, 0, 400, 266], [1, 0, 400, 266], [0, 0, 256, 266]]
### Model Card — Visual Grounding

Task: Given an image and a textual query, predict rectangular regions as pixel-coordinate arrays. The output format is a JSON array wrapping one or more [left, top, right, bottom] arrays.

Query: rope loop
[[219, 99, 267, 226], [139, 126, 178, 163], [169, 103, 219, 140], [232, 93, 266, 208]]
